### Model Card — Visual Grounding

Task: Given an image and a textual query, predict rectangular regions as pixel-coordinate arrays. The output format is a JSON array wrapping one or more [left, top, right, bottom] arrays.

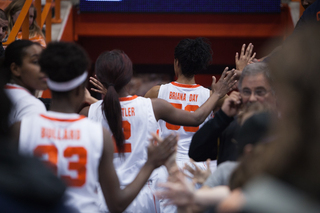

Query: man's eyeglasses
[[240, 88, 271, 97]]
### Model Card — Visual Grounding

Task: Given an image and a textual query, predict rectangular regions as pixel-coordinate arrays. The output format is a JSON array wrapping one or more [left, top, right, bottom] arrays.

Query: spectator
[[220, 24, 320, 213], [4, 0, 46, 48], [189, 62, 276, 165], [0, 9, 8, 57]]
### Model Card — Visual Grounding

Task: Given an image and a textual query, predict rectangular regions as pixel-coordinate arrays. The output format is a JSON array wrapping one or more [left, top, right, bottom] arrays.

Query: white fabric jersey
[[89, 96, 160, 213], [157, 82, 216, 213], [158, 82, 212, 161], [5, 83, 46, 126], [19, 111, 103, 213], [88, 95, 158, 185]]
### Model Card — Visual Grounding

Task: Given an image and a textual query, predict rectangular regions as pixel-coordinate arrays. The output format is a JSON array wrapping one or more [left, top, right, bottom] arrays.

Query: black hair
[[2, 40, 39, 83], [174, 37, 213, 78], [95, 50, 133, 153], [39, 42, 90, 89], [0, 66, 11, 137]]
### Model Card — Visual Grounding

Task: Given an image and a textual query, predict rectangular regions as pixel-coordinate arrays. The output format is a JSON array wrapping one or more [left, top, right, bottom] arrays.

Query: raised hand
[[183, 159, 211, 185], [221, 91, 242, 117], [235, 43, 256, 72], [90, 76, 108, 96], [211, 67, 237, 98], [83, 88, 98, 104], [147, 133, 178, 169]]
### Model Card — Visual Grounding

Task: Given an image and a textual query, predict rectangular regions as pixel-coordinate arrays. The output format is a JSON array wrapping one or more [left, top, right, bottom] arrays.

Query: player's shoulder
[[145, 85, 161, 98], [87, 100, 103, 117], [89, 100, 103, 111], [5, 86, 31, 102], [14, 95, 46, 120]]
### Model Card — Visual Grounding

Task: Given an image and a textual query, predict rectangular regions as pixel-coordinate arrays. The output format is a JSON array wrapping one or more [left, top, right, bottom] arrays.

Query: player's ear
[[10, 63, 21, 78]]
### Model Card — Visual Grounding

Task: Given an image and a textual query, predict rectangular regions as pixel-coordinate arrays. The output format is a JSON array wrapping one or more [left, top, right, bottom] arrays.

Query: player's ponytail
[[95, 50, 133, 153], [103, 85, 124, 153]]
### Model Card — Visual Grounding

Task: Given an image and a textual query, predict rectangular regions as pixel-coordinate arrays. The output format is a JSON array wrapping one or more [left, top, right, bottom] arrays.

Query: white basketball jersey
[[19, 111, 103, 213], [158, 82, 212, 161], [88, 95, 158, 186], [5, 83, 46, 126]]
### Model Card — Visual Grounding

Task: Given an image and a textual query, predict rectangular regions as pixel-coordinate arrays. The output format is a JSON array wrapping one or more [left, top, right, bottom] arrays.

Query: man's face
[[301, 0, 316, 10], [240, 73, 274, 106]]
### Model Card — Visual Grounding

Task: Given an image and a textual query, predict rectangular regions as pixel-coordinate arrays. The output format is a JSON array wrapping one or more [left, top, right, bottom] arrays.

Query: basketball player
[[146, 38, 221, 170], [144, 38, 225, 212], [81, 49, 236, 212], [3, 40, 47, 126], [11, 42, 178, 213]]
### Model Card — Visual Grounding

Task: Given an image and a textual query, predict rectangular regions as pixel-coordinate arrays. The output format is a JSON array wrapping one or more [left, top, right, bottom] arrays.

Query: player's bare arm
[[99, 128, 178, 213], [152, 68, 237, 126]]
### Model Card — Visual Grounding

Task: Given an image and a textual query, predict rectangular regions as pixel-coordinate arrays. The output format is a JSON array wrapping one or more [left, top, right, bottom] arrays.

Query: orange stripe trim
[[5, 85, 31, 94], [119, 95, 138, 102], [40, 114, 86, 122], [171, 82, 200, 88]]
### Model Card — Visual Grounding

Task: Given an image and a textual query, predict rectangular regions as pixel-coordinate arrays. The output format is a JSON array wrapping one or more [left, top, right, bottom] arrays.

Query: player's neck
[[50, 102, 79, 114], [50, 96, 82, 114], [175, 75, 196, 85], [10, 78, 36, 95], [117, 87, 130, 98]]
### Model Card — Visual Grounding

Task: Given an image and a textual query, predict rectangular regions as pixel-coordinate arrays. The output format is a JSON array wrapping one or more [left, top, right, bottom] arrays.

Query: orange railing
[[52, 0, 61, 23], [3, 0, 61, 46], [3, 0, 32, 45], [41, 0, 52, 43]]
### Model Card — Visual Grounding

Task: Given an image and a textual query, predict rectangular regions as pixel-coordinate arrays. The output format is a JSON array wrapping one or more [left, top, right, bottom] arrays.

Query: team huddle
[[3, 37, 261, 212], [1, 0, 320, 212]]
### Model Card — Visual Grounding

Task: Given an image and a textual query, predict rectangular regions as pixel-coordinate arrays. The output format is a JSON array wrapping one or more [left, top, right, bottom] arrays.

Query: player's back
[[19, 111, 103, 213], [158, 82, 211, 161], [89, 95, 158, 185]]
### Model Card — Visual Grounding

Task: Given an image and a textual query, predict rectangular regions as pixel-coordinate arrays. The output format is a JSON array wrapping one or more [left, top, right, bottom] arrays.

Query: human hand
[[83, 88, 98, 104], [156, 167, 195, 207], [211, 68, 237, 98], [183, 159, 211, 185], [234, 70, 242, 80], [147, 133, 178, 169], [90, 76, 107, 96], [235, 43, 256, 72], [221, 91, 242, 117]]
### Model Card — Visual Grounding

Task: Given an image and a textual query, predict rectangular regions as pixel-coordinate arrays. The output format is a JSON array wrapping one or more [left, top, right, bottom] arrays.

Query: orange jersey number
[[114, 120, 132, 153], [34, 145, 58, 174], [34, 145, 87, 187], [165, 103, 200, 132]]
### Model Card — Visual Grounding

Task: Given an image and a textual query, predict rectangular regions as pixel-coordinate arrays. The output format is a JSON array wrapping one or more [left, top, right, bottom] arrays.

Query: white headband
[[47, 72, 88, 92]]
